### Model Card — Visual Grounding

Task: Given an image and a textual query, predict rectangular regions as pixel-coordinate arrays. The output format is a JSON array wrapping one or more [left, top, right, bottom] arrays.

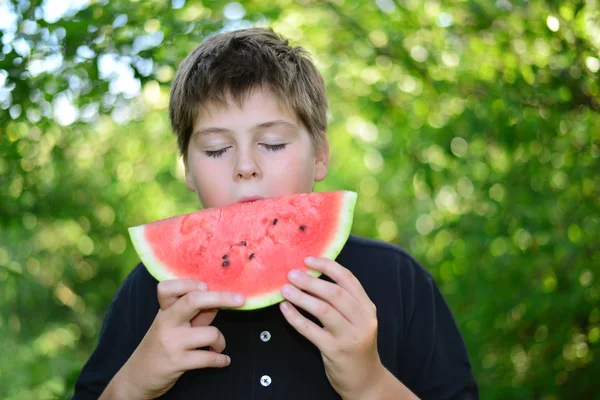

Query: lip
[[238, 196, 264, 203]]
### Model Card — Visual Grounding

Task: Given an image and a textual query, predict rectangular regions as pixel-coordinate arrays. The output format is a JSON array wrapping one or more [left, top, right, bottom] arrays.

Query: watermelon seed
[[222, 261, 230, 267], [222, 254, 228, 260], [249, 253, 255, 260], [240, 240, 247, 246], [300, 225, 306, 231], [273, 218, 278, 225]]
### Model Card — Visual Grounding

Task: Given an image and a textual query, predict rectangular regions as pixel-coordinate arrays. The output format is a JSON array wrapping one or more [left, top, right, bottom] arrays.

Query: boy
[[73, 27, 478, 399]]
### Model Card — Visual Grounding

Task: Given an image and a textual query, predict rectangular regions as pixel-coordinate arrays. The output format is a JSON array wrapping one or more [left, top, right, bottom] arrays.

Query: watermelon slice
[[128, 191, 357, 310]]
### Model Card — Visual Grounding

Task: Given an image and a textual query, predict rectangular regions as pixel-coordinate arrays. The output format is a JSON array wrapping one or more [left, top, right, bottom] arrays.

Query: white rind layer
[[319, 190, 358, 261], [129, 225, 177, 281], [128, 191, 358, 311]]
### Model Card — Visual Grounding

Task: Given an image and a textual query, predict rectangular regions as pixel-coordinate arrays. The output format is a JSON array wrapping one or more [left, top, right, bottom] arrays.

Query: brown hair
[[169, 27, 328, 163]]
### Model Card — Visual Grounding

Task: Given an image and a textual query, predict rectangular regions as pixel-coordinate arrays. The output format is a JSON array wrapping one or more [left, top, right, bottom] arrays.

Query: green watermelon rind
[[129, 225, 178, 282], [316, 190, 358, 261], [128, 190, 358, 311]]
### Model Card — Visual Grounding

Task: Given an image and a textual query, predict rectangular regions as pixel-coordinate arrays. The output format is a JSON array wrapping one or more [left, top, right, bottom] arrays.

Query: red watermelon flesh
[[128, 191, 357, 310]]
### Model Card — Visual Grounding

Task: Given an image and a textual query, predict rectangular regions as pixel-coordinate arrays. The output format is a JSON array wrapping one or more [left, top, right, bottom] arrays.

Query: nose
[[234, 149, 261, 181]]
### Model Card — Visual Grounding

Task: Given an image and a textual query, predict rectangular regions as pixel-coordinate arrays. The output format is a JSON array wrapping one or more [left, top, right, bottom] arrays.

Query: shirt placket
[[250, 313, 279, 399]]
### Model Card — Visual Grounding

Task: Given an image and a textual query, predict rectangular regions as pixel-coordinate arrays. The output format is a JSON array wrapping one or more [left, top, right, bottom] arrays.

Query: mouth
[[238, 196, 264, 203]]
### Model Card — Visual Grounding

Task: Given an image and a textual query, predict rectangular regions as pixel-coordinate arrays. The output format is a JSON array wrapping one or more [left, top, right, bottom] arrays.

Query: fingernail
[[234, 294, 245, 304], [304, 257, 315, 265], [288, 270, 301, 281], [282, 284, 293, 296], [226, 355, 231, 365], [198, 282, 207, 291]]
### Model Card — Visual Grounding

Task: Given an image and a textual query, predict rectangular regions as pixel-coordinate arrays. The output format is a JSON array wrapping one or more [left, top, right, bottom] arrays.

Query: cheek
[[196, 178, 228, 208], [188, 159, 229, 203], [270, 152, 315, 189]]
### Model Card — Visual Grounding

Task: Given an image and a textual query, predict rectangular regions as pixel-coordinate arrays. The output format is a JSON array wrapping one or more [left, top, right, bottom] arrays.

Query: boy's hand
[[102, 280, 245, 400], [157, 280, 219, 328], [279, 257, 386, 400]]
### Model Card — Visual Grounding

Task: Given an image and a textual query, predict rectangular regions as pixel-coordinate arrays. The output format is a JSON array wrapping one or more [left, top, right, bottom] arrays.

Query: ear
[[184, 161, 196, 192], [314, 138, 330, 182]]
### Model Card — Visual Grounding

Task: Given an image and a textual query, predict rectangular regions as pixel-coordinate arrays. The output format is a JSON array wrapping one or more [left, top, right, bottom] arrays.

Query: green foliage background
[[1, 0, 599, 398]]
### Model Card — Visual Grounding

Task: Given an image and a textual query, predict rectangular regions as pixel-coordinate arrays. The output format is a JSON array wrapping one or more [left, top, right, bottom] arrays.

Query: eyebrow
[[192, 120, 298, 137]]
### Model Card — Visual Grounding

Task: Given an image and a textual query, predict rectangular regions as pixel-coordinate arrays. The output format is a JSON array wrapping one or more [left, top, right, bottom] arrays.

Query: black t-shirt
[[72, 235, 478, 399]]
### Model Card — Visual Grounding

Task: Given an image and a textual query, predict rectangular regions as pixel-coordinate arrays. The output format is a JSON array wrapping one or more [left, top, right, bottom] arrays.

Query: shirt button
[[260, 375, 272, 387], [260, 330, 271, 342]]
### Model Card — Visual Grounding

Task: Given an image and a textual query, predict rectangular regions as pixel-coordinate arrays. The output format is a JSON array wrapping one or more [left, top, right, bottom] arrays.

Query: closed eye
[[204, 143, 287, 157], [204, 147, 230, 158], [262, 143, 288, 152]]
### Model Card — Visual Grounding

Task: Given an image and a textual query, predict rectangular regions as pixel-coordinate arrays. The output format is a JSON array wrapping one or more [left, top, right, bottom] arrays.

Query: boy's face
[[185, 87, 329, 209]]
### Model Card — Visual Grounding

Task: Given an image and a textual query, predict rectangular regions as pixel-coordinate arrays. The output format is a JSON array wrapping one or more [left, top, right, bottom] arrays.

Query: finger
[[281, 283, 350, 333], [287, 270, 360, 324], [190, 308, 218, 327], [305, 257, 373, 306], [180, 326, 227, 353], [182, 350, 231, 370], [280, 300, 334, 349], [169, 291, 245, 325], [157, 279, 207, 310]]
